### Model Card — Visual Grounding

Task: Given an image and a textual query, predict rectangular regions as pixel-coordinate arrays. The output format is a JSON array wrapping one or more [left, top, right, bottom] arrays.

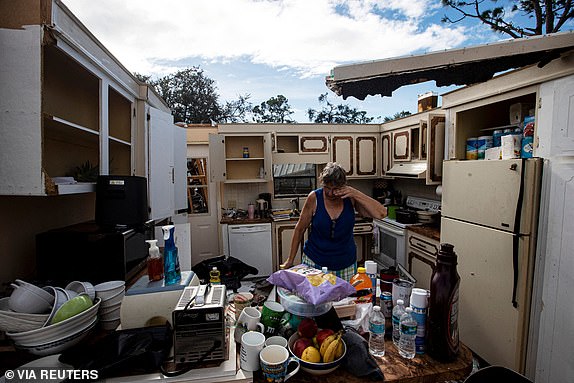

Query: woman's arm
[[334, 186, 387, 219], [280, 191, 315, 269]]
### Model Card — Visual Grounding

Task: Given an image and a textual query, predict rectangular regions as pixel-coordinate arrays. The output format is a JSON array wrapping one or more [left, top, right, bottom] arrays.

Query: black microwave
[[36, 221, 153, 285]]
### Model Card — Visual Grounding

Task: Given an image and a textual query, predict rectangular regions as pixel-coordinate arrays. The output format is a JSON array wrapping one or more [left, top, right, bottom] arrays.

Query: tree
[[151, 67, 222, 124], [441, 0, 574, 38], [383, 111, 412, 122], [307, 93, 375, 123], [252, 95, 296, 123], [219, 94, 253, 123]]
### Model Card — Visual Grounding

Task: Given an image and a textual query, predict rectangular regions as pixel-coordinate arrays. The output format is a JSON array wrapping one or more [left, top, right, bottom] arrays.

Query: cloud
[[62, 0, 468, 78]]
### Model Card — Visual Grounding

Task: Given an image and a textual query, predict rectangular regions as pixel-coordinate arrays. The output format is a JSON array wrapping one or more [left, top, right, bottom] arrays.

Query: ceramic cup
[[259, 344, 300, 382], [260, 301, 285, 337], [240, 331, 266, 372], [237, 306, 265, 332], [234, 292, 254, 320], [264, 336, 288, 348]]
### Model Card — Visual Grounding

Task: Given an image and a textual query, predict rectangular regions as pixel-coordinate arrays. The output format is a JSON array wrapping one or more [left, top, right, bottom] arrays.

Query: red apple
[[297, 318, 318, 339], [314, 328, 335, 347], [292, 337, 313, 358]]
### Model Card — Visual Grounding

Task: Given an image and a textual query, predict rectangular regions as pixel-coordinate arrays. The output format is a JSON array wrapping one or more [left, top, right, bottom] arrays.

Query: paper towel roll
[[435, 185, 442, 197]]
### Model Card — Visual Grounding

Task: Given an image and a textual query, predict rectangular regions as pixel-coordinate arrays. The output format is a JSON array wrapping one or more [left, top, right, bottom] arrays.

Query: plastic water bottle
[[399, 307, 417, 359], [368, 305, 386, 357], [392, 299, 406, 346]]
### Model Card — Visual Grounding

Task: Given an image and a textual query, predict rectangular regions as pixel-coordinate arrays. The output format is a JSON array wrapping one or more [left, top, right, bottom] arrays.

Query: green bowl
[[51, 294, 93, 324]]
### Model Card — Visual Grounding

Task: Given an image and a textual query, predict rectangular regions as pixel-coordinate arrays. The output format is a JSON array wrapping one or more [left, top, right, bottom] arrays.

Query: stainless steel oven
[[372, 218, 408, 269]]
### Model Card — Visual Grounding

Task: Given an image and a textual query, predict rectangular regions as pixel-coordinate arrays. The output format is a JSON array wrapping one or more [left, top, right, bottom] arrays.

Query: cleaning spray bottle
[[162, 225, 181, 285], [146, 240, 163, 282]]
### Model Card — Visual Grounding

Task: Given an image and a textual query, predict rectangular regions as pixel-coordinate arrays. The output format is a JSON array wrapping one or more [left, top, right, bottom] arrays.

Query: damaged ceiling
[[327, 31, 574, 100]]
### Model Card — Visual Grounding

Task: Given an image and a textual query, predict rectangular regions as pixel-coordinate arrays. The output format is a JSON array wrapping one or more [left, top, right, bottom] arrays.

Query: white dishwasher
[[227, 223, 273, 278]]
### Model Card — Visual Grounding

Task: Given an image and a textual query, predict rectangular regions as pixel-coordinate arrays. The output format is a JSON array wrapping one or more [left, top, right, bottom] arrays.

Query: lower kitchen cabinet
[[407, 230, 439, 290], [273, 222, 306, 271]]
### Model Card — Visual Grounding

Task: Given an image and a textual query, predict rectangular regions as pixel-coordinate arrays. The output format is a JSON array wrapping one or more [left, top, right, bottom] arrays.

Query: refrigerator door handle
[[511, 159, 527, 308]]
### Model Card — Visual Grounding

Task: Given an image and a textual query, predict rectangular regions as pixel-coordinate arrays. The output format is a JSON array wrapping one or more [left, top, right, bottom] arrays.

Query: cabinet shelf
[[45, 115, 99, 141], [109, 136, 132, 146], [55, 182, 96, 195], [225, 157, 265, 161], [224, 178, 267, 184]]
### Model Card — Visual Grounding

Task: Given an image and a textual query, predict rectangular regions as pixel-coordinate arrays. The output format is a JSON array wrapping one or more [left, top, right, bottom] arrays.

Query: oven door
[[373, 220, 406, 269]]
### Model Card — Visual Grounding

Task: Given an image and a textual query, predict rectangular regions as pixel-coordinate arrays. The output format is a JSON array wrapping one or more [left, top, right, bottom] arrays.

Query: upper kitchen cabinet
[[0, 0, 184, 218], [381, 110, 444, 184], [209, 133, 273, 183], [0, 0, 131, 195], [331, 134, 378, 178], [299, 135, 329, 154]]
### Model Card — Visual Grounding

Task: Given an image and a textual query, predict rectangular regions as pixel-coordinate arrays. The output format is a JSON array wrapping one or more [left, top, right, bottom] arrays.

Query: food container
[[277, 287, 332, 317], [466, 138, 478, 160]]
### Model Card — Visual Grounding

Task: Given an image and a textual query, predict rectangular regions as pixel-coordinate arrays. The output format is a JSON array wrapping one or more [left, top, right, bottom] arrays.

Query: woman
[[280, 162, 387, 281]]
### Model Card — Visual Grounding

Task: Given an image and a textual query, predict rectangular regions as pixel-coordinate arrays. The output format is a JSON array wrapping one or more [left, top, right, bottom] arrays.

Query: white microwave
[[372, 218, 408, 270]]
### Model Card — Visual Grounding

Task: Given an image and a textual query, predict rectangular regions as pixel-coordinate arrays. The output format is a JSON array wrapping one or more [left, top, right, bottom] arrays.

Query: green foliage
[[441, 0, 574, 37], [307, 93, 375, 123], [219, 94, 253, 123], [383, 111, 412, 122], [150, 67, 223, 124], [252, 95, 296, 123], [73, 160, 99, 182]]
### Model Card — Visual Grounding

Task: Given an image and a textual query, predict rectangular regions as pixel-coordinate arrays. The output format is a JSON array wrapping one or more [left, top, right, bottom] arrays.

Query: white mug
[[259, 344, 300, 382], [264, 336, 288, 348], [240, 331, 266, 371], [237, 306, 265, 332]]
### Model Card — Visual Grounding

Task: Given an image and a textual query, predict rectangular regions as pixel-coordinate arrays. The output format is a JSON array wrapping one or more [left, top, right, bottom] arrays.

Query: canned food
[[466, 137, 478, 160], [380, 291, 393, 318]]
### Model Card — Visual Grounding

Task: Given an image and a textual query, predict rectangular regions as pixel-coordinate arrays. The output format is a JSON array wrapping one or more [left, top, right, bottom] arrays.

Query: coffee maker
[[257, 193, 272, 217]]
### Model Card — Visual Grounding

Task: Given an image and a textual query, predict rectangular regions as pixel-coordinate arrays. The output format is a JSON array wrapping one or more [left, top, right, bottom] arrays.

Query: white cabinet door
[[381, 132, 392, 176], [148, 106, 175, 221], [174, 125, 187, 212], [392, 128, 410, 161], [332, 136, 353, 175], [274, 222, 304, 270], [356, 135, 377, 176], [299, 135, 329, 154], [426, 113, 446, 185]]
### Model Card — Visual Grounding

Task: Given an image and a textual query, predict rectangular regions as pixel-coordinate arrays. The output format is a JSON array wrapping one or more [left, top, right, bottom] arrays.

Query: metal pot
[[395, 209, 417, 224]]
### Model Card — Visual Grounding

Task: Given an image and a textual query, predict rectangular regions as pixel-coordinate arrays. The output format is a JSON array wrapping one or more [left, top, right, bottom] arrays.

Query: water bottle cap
[[397, 299, 404, 305], [405, 307, 413, 313], [373, 305, 381, 312]]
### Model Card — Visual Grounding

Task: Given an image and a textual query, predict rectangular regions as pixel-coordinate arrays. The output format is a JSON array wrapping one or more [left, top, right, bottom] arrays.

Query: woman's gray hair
[[320, 162, 347, 187]]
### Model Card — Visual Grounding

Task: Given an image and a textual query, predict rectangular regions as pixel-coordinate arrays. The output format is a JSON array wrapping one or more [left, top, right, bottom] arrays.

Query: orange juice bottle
[[350, 267, 373, 301]]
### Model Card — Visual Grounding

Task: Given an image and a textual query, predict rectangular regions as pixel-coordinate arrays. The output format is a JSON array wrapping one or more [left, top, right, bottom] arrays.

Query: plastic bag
[[267, 265, 356, 305], [341, 302, 373, 333]]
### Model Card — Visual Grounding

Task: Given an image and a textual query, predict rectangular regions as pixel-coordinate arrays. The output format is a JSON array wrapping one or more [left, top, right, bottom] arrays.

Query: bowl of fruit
[[287, 318, 346, 375]]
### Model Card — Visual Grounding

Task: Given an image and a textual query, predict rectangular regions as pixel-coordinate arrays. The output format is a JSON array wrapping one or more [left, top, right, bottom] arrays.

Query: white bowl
[[0, 298, 49, 333], [9, 282, 53, 314], [288, 332, 346, 376], [94, 281, 125, 299], [100, 307, 121, 321], [99, 289, 125, 307], [15, 280, 55, 303], [15, 317, 98, 356], [99, 301, 122, 315], [65, 281, 95, 300], [6, 298, 100, 346], [100, 317, 120, 331], [44, 287, 70, 325]]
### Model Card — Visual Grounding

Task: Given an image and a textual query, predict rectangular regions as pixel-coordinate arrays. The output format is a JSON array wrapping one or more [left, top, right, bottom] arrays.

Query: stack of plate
[[5, 298, 100, 356], [416, 211, 439, 224], [0, 297, 49, 333], [94, 280, 125, 330]]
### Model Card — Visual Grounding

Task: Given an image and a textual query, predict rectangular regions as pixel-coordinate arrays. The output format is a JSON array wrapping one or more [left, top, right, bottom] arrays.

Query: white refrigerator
[[440, 158, 542, 374]]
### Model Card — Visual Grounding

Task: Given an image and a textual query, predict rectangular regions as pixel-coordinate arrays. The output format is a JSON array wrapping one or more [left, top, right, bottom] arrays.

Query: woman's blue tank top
[[303, 188, 356, 270]]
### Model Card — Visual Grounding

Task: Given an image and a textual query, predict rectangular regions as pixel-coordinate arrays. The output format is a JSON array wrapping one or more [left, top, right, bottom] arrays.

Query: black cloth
[[341, 326, 385, 381], [191, 256, 258, 291]]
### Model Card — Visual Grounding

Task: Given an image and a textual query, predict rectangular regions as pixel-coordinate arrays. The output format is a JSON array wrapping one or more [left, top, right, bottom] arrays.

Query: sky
[[60, 0, 557, 123]]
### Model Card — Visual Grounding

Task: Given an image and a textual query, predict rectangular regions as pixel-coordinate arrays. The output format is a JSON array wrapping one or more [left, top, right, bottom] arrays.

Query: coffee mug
[[259, 344, 300, 382], [264, 335, 288, 348], [237, 306, 265, 332], [234, 292, 254, 320], [240, 331, 266, 371], [260, 301, 285, 337]]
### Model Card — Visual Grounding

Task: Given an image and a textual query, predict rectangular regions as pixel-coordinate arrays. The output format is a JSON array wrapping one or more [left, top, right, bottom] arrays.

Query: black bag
[[59, 324, 172, 381], [192, 256, 258, 291]]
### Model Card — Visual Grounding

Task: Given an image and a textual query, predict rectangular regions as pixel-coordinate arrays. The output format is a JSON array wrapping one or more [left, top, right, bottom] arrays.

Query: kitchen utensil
[[395, 209, 417, 224]]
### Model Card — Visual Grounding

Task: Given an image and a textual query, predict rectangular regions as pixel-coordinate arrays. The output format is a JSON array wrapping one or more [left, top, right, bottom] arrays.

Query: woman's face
[[323, 183, 342, 201]]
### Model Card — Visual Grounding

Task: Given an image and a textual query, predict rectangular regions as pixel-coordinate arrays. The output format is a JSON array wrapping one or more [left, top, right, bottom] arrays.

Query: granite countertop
[[408, 224, 441, 242]]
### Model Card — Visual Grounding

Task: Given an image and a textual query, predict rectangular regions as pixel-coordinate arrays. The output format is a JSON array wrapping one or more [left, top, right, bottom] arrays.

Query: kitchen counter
[[220, 217, 274, 224], [407, 224, 440, 242]]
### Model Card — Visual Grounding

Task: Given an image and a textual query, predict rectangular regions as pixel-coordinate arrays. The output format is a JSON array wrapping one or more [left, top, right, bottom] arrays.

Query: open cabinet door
[[148, 106, 174, 221]]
